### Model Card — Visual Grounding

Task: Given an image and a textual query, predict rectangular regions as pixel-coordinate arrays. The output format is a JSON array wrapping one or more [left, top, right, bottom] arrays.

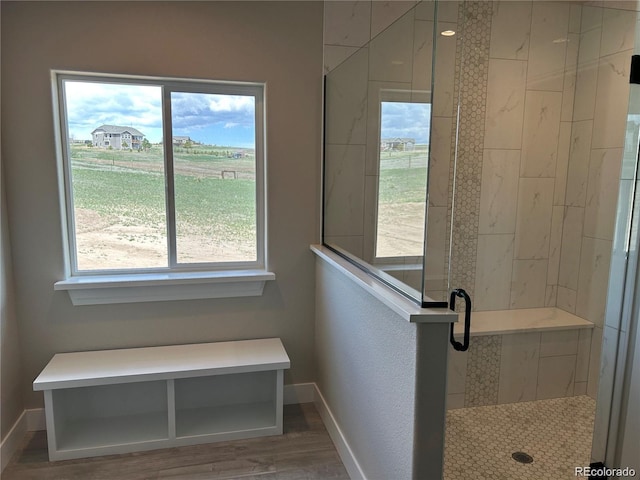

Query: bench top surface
[[453, 307, 594, 337], [33, 338, 290, 391]]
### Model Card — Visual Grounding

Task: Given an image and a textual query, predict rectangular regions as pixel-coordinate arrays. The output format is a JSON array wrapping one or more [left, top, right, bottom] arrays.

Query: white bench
[[33, 338, 290, 461]]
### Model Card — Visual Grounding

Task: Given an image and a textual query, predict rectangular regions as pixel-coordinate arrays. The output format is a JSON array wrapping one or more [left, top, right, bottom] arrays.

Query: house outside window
[[91, 125, 145, 150], [53, 72, 267, 280]]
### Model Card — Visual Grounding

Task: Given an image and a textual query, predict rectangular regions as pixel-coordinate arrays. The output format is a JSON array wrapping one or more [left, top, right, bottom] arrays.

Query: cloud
[[171, 92, 255, 134], [380, 101, 431, 144], [208, 95, 254, 113], [64, 81, 163, 140]]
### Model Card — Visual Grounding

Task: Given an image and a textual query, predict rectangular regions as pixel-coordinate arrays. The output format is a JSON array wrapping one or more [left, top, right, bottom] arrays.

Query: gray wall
[[315, 255, 450, 479], [315, 256, 418, 479], [1, 1, 323, 409], [1, 163, 24, 442]]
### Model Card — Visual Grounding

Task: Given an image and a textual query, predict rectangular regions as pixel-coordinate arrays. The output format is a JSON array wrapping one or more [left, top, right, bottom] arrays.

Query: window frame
[[52, 71, 273, 304], [53, 71, 267, 278]]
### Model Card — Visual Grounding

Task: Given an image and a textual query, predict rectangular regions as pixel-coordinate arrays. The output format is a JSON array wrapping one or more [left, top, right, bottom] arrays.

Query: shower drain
[[512, 451, 534, 464]]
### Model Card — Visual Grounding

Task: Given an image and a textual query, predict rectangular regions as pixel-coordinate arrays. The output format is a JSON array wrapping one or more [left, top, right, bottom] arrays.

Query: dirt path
[[74, 208, 255, 270], [376, 202, 426, 258]]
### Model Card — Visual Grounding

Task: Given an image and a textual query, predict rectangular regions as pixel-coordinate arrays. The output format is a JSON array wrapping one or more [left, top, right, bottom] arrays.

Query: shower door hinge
[[630, 55, 640, 84]]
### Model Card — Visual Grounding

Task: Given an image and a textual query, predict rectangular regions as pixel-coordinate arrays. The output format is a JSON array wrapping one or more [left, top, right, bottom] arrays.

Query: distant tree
[[184, 139, 193, 150], [142, 138, 152, 151], [122, 141, 129, 148]]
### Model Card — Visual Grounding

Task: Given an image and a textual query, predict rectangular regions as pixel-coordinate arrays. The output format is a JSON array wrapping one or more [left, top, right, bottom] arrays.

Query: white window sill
[[54, 270, 276, 305]]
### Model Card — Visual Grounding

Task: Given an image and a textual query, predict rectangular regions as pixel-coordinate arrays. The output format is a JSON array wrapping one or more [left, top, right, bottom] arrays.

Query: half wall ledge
[[310, 245, 455, 324]]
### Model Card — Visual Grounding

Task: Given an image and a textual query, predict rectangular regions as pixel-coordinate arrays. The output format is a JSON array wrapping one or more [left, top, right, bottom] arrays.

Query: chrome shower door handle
[[449, 288, 471, 352]]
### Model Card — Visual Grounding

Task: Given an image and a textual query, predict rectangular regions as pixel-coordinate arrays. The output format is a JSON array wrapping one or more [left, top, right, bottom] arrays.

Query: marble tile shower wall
[[447, 328, 593, 408], [559, 6, 635, 399], [474, 1, 578, 313], [463, 3, 635, 403], [456, 2, 632, 318]]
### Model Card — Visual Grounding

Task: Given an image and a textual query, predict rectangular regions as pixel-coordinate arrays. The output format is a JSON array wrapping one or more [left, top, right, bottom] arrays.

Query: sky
[[64, 81, 430, 148], [64, 81, 256, 148], [380, 101, 431, 144]]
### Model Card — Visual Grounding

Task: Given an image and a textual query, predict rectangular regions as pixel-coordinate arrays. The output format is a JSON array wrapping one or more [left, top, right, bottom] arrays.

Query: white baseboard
[[313, 384, 366, 480], [1, 410, 27, 473]]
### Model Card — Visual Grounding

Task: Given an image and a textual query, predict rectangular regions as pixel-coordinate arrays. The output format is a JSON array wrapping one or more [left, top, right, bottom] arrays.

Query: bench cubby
[[174, 370, 279, 442]]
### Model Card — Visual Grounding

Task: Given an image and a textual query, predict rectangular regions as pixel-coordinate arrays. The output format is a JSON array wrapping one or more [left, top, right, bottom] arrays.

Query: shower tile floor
[[444, 395, 596, 480]]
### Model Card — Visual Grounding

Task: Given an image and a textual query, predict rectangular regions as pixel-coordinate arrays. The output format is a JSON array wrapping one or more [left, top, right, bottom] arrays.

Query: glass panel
[[422, 1, 462, 304], [63, 80, 166, 271], [170, 92, 257, 264], [323, 0, 448, 305]]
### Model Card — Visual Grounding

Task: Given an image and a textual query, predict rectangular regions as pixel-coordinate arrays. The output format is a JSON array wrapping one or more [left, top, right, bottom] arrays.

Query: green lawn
[[378, 150, 429, 204], [71, 144, 256, 177], [70, 144, 257, 245]]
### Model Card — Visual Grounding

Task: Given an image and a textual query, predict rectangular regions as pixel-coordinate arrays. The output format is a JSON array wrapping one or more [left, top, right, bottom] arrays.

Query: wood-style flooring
[[3, 403, 349, 480]]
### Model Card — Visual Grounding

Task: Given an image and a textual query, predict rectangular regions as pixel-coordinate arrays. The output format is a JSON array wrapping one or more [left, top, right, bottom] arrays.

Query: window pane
[[63, 81, 167, 271], [376, 101, 430, 258], [171, 92, 257, 264]]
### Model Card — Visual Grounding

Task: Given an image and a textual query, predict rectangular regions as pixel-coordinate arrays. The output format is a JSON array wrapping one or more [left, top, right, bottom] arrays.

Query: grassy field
[[70, 144, 256, 179], [378, 147, 428, 204], [70, 144, 257, 268]]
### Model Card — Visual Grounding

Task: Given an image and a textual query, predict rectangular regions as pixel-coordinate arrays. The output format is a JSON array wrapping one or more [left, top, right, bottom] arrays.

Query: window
[[375, 95, 430, 260], [53, 72, 270, 303]]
